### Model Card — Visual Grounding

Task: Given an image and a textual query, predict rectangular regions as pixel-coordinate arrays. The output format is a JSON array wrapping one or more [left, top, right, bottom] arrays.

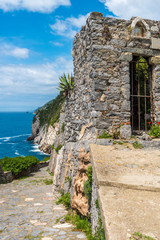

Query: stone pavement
[[0, 167, 87, 240], [90, 144, 160, 240]]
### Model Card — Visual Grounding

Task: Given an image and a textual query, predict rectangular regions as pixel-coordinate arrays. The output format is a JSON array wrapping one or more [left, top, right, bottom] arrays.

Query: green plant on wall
[[61, 122, 65, 132], [84, 166, 92, 204], [149, 123, 160, 138], [57, 73, 74, 96]]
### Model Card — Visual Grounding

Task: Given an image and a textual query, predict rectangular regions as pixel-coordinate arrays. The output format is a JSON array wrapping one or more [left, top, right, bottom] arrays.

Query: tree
[[57, 73, 74, 96]]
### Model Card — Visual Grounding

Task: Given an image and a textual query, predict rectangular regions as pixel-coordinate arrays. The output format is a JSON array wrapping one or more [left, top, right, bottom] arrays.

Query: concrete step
[[90, 144, 160, 240]]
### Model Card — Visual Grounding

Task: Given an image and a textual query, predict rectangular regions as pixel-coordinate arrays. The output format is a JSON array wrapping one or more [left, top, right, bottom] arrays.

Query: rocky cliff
[[27, 93, 64, 154]]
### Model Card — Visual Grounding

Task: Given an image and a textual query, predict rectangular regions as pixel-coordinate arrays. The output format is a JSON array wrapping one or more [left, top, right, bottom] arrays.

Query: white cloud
[[50, 13, 90, 38], [0, 44, 29, 59], [0, 57, 73, 96], [0, 0, 71, 13], [50, 41, 64, 47], [102, 0, 160, 20]]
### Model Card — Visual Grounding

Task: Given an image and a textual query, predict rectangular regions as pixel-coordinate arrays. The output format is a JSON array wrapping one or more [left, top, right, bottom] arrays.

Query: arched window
[[134, 22, 146, 37]]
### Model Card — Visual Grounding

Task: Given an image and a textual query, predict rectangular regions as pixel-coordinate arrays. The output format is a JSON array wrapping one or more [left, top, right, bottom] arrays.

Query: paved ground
[[90, 144, 160, 240], [0, 167, 87, 240]]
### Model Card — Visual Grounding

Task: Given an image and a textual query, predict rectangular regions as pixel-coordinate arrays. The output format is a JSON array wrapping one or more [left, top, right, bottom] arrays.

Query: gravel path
[[0, 167, 87, 240]]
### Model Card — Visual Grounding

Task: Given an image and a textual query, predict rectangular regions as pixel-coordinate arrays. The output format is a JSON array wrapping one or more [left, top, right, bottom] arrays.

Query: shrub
[[56, 192, 71, 208], [84, 166, 92, 203], [0, 156, 39, 177], [149, 124, 160, 138]]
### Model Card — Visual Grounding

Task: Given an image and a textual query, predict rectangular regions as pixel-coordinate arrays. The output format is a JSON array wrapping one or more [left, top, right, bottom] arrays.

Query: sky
[[0, 0, 160, 111]]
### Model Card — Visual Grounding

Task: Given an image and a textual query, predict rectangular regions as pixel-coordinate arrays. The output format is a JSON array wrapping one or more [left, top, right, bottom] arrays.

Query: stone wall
[[49, 12, 160, 235], [0, 165, 13, 184]]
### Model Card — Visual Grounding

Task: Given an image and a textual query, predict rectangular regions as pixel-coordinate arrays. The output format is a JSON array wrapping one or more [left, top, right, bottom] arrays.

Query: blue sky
[[0, 0, 159, 111]]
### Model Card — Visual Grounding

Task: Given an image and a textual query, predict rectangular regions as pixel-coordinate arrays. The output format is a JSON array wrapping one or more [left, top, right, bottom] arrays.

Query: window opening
[[130, 56, 153, 132]]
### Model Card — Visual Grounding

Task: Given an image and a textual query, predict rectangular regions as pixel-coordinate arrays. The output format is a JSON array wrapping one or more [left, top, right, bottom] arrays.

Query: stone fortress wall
[[49, 12, 160, 234]]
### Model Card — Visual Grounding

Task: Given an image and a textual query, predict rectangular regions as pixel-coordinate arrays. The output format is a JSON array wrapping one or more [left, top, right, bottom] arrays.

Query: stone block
[[96, 119, 111, 129], [120, 125, 131, 139], [119, 52, 133, 62], [151, 38, 160, 50], [95, 102, 107, 111], [121, 100, 130, 111], [96, 139, 113, 146], [149, 56, 160, 65], [94, 80, 107, 90]]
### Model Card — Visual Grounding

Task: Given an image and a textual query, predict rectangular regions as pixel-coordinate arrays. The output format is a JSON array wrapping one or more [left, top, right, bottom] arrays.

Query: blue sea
[[0, 112, 49, 160]]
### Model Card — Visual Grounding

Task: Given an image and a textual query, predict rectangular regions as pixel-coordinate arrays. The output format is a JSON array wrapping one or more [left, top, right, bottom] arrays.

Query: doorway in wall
[[130, 56, 153, 132]]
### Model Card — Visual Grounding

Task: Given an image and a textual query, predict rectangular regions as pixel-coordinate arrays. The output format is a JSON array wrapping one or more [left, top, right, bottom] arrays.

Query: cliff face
[[28, 94, 64, 154]]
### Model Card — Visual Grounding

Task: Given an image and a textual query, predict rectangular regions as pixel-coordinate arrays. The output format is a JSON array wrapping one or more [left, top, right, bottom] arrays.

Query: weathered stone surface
[[90, 144, 160, 240], [149, 55, 160, 64], [119, 52, 133, 62], [120, 125, 131, 139], [151, 37, 160, 50], [72, 149, 90, 216]]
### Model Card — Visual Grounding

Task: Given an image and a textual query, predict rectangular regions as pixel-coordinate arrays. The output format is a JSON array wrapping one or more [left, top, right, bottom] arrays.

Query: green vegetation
[[36, 210, 44, 213], [84, 166, 92, 203], [0, 156, 39, 177], [57, 73, 74, 96], [94, 199, 105, 240], [65, 210, 105, 240], [93, 218, 105, 240], [130, 232, 155, 240], [132, 141, 143, 149], [55, 145, 63, 153], [98, 131, 112, 139], [65, 212, 93, 240], [43, 179, 53, 185], [57, 188, 105, 240], [61, 122, 65, 132], [51, 144, 55, 149], [29, 178, 53, 185], [41, 156, 50, 162], [65, 176, 72, 188], [47, 169, 54, 176], [56, 192, 71, 208], [113, 141, 124, 145], [19, 176, 30, 180], [35, 93, 64, 127], [51, 144, 63, 153], [149, 124, 160, 138]]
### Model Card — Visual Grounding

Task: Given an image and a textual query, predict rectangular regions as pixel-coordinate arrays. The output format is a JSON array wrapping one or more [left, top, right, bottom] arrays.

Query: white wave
[[15, 150, 24, 157], [30, 149, 40, 153], [0, 134, 30, 142], [32, 145, 39, 149], [30, 144, 50, 156], [15, 150, 20, 156], [3, 137, 10, 142]]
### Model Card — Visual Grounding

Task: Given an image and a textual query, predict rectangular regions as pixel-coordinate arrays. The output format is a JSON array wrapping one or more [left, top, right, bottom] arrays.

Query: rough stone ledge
[[90, 144, 160, 240]]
